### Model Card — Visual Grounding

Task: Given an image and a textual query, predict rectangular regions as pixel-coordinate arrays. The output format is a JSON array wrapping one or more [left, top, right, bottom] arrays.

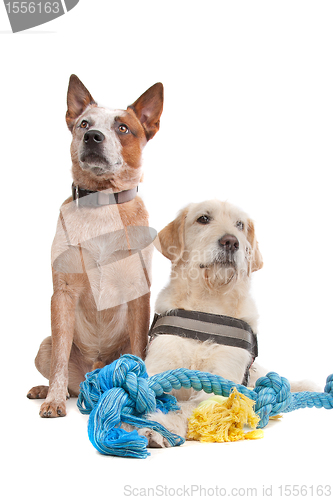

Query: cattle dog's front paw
[[27, 385, 49, 399], [39, 399, 67, 418]]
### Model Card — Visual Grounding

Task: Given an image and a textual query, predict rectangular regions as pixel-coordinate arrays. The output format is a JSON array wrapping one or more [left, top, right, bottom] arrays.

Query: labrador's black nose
[[218, 234, 239, 252], [84, 130, 105, 145]]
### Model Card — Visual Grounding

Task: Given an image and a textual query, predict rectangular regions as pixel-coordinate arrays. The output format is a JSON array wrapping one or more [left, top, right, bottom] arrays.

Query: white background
[[1, 1, 333, 498]]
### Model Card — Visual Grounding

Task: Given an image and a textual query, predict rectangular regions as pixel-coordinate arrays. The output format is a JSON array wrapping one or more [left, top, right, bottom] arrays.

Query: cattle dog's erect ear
[[66, 75, 96, 132], [128, 83, 164, 141]]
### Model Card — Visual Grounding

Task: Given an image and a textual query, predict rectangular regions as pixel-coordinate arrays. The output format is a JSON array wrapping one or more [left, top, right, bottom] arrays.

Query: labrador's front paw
[[138, 428, 171, 448]]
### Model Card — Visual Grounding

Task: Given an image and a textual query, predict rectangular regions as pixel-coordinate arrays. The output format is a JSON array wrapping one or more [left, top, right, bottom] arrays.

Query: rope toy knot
[[254, 372, 292, 428], [77, 354, 154, 415], [98, 355, 156, 414], [324, 374, 333, 395]]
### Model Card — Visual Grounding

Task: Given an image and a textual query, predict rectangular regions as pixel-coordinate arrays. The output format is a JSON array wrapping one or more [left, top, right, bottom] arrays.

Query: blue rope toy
[[77, 354, 333, 459]]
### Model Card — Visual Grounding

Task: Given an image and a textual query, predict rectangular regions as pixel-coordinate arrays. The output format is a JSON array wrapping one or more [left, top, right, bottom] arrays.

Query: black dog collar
[[72, 184, 138, 207], [149, 309, 258, 386]]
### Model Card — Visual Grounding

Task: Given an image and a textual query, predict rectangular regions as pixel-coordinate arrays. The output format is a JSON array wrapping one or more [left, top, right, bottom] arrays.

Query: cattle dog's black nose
[[218, 234, 239, 252], [84, 130, 105, 145]]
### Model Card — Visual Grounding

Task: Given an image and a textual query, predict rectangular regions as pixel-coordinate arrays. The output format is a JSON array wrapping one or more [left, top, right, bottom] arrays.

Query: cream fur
[[147, 200, 261, 382]]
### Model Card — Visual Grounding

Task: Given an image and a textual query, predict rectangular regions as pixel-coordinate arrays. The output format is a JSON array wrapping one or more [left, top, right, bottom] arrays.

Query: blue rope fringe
[[77, 354, 333, 459]]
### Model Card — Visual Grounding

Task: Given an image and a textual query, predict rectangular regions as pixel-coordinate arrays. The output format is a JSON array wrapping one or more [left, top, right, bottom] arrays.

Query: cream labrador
[[148, 199, 262, 379], [131, 200, 315, 447]]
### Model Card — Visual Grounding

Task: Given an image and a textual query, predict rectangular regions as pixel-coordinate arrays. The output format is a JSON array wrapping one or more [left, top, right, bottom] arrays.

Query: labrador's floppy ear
[[247, 219, 264, 273], [66, 75, 96, 132], [128, 83, 164, 141], [155, 208, 188, 263]]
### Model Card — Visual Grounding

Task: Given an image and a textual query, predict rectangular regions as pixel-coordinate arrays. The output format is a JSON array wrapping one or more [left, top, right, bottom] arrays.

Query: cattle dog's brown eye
[[118, 124, 129, 134], [197, 215, 211, 225], [236, 220, 244, 231], [80, 120, 89, 129]]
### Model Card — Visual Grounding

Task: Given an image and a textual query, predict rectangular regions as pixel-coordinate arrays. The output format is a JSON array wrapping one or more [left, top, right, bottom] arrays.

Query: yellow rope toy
[[187, 389, 264, 443]]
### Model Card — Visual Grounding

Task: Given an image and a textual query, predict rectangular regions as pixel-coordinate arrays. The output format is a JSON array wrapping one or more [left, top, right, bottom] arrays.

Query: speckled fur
[[27, 75, 163, 417]]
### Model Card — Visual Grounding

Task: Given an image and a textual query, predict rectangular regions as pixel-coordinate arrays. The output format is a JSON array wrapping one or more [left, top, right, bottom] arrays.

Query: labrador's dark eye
[[236, 220, 244, 231], [80, 120, 89, 129], [197, 215, 211, 225]]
